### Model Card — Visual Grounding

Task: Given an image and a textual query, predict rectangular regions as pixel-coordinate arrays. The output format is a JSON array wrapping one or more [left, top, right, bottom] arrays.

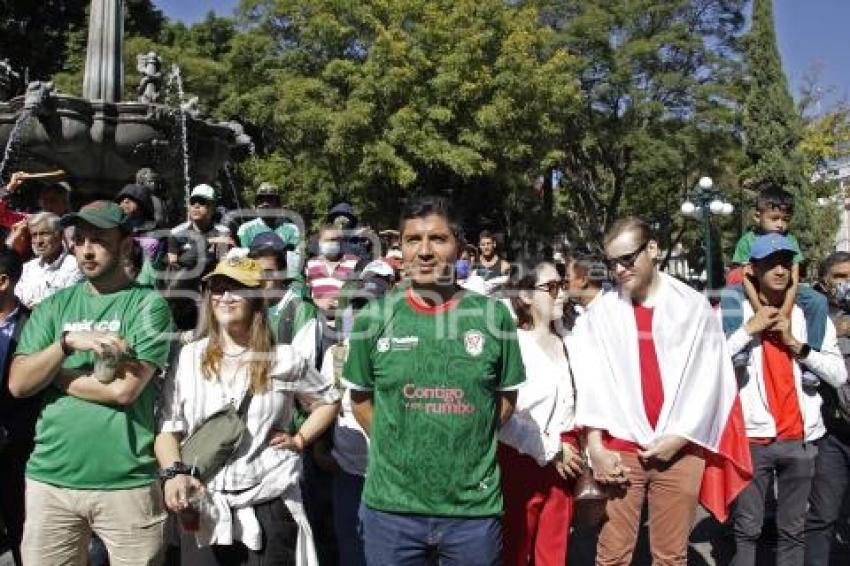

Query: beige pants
[[597, 450, 705, 566], [21, 478, 166, 566]]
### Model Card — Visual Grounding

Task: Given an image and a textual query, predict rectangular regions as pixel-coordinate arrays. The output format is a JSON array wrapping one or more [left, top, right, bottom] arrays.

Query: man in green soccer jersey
[[9, 201, 173, 566], [343, 196, 525, 565]]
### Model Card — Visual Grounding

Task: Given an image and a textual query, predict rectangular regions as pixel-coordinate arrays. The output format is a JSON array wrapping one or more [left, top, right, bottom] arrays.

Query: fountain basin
[[0, 93, 249, 197]]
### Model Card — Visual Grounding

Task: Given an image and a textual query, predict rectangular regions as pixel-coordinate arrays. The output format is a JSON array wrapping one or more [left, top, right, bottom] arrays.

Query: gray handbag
[[180, 392, 253, 483]]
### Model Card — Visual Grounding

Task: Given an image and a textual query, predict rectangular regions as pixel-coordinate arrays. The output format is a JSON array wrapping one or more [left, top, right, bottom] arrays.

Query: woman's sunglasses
[[208, 280, 251, 299], [534, 280, 569, 298]]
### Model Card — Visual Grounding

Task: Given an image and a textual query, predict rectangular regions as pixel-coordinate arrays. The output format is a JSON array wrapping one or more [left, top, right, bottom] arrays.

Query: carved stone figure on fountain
[[23, 82, 54, 116], [0, 0, 252, 199], [180, 96, 203, 119], [135, 167, 167, 228], [0, 60, 20, 102], [136, 52, 162, 105]]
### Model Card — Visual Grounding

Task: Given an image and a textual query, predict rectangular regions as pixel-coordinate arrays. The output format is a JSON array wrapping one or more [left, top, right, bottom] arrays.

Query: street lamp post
[[680, 177, 734, 290]]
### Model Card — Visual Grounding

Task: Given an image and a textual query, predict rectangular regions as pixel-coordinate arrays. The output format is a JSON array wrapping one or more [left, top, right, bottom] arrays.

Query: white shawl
[[568, 272, 738, 451]]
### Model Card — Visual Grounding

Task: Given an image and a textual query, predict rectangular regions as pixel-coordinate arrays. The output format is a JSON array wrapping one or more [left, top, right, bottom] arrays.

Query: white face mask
[[319, 241, 341, 258]]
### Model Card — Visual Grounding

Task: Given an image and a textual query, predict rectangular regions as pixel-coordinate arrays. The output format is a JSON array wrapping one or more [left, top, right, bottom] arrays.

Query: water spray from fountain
[[223, 163, 242, 210], [167, 64, 191, 203], [0, 111, 29, 184]]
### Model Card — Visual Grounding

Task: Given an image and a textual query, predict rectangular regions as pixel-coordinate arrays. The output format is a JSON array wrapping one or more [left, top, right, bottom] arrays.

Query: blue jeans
[[804, 433, 850, 566], [720, 283, 828, 349], [334, 471, 366, 566], [359, 505, 501, 566]]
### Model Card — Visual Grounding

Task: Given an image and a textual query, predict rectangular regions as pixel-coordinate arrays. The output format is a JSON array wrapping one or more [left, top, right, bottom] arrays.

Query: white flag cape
[[567, 273, 752, 521]]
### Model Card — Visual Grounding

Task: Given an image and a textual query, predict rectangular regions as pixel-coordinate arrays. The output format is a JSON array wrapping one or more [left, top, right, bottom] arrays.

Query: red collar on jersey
[[405, 287, 460, 315]]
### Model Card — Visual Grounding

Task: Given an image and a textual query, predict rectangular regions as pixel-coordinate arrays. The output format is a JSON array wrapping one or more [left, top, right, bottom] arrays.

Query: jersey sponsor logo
[[391, 336, 419, 350], [463, 330, 485, 357], [402, 384, 475, 415], [376, 336, 419, 353], [63, 319, 121, 333]]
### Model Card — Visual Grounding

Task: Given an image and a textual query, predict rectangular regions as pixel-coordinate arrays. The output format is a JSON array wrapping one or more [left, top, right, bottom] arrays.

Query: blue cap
[[248, 231, 289, 257], [750, 233, 796, 261]]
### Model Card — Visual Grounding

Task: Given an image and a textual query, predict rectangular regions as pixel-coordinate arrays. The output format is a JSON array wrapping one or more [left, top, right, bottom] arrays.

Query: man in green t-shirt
[[9, 201, 173, 566], [344, 196, 525, 565]]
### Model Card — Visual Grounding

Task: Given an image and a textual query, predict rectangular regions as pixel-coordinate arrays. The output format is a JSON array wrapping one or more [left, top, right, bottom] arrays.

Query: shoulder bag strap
[[236, 389, 254, 419]]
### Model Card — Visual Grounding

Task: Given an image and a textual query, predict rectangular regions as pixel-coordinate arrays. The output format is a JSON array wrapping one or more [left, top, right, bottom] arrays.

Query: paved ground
[[2, 506, 848, 565], [569, 503, 850, 565]]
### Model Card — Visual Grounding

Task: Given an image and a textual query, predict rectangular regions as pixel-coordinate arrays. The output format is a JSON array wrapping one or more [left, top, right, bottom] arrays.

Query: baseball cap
[[362, 259, 395, 279], [750, 233, 797, 261], [60, 200, 128, 231], [190, 184, 216, 202], [248, 231, 289, 258], [202, 256, 263, 288], [256, 182, 279, 197]]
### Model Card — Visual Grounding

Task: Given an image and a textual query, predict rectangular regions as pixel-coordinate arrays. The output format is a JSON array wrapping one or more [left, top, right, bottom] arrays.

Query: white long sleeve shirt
[[15, 249, 83, 308], [724, 301, 847, 442], [499, 330, 575, 466]]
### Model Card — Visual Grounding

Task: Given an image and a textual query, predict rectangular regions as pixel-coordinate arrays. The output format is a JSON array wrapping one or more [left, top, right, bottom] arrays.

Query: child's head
[[754, 183, 794, 235]]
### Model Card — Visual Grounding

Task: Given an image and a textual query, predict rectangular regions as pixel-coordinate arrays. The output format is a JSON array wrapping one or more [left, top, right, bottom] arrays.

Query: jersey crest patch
[[463, 330, 485, 357]]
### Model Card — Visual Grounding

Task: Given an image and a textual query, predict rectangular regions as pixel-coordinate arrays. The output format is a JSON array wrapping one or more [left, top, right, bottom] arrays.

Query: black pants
[[178, 498, 298, 566], [0, 437, 32, 566], [805, 433, 850, 565], [731, 440, 818, 566]]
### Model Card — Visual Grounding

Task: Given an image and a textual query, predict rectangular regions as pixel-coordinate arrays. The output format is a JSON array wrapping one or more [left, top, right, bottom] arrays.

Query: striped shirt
[[305, 255, 359, 300]]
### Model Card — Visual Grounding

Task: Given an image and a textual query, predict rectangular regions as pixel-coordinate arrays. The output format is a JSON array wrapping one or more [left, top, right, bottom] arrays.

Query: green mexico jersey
[[237, 218, 300, 249], [344, 288, 526, 517], [17, 282, 173, 490], [732, 230, 803, 265]]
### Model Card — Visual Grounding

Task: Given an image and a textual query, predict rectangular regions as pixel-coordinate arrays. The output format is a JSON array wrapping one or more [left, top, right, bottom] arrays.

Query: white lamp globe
[[722, 202, 734, 215], [709, 199, 725, 214], [681, 201, 696, 216], [698, 176, 714, 190]]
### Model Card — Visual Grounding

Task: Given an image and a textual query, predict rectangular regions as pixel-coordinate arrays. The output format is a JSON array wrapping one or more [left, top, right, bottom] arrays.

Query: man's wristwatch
[[796, 343, 812, 360], [158, 461, 197, 482]]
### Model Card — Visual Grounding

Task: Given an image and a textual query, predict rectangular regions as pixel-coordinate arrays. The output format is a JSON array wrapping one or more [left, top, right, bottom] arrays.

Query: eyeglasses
[[189, 198, 211, 207], [535, 280, 568, 298], [604, 240, 649, 271], [208, 281, 250, 299]]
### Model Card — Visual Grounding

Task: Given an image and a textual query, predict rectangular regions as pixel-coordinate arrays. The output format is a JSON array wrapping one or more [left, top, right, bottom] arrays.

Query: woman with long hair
[[155, 257, 339, 566], [499, 261, 582, 566]]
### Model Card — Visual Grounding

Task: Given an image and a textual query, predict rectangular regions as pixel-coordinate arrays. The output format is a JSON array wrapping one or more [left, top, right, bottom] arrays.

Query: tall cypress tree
[[741, 0, 804, 188], [741, 0, 836, 261]]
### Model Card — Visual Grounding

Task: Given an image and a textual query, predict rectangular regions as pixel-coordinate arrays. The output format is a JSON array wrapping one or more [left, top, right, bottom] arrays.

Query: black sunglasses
[[189, 197, 211, 207], [207, 280, 251, 297], [604, 240, 650, 271], [534, 280, 568, 298]]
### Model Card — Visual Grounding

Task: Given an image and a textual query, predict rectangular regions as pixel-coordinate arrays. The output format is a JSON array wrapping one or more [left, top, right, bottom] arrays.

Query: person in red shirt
[[569, 217, 751, 566], [722, 234, 847, 566]]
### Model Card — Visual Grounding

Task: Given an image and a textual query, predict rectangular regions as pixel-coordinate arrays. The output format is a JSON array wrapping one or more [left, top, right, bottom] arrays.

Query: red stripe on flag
[[699, 397, 753, 522]]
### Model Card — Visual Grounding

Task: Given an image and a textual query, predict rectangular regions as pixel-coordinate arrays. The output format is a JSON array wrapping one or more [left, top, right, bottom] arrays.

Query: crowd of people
[[0, 172, 848, 566]]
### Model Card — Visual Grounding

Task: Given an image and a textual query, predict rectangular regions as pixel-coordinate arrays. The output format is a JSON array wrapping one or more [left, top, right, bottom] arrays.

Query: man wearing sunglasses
[[166, 184, 233, 272], [567, 216, 751, 566]]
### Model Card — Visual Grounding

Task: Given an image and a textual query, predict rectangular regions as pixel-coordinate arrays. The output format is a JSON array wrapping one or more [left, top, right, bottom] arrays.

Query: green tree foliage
[[225, 0, 582, 236], [546, 0, 746, 249], [0, 0, 88, 85], [741, 0, 837, 266]]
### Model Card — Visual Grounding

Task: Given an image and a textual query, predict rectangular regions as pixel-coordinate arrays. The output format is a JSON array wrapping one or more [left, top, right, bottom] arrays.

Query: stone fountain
[[0, 0, 251, 202]]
